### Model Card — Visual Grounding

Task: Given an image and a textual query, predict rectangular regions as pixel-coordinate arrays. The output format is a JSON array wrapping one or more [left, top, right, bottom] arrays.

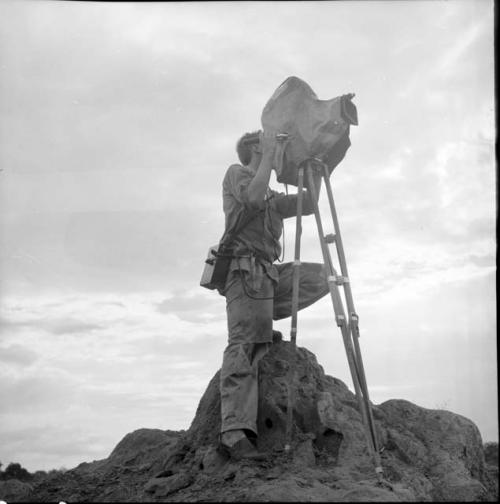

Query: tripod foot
[[375, 477, 394, 491]]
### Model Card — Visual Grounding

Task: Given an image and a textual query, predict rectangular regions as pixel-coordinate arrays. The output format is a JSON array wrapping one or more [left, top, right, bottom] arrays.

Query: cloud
[[0, 0, 495, 472], [156, 289, 226, 323], [0, 372, 77, 413], [0, 423, 110, 471], [436, 21, 483, 74], [0, 313, 103, 337], [0, 344, 38, 366], [0, 290, 228, 470], [0, 0, 495, 301], [467, 253, 495, 268], [50, 321, 104, 335], [0, 290, 227, 400]]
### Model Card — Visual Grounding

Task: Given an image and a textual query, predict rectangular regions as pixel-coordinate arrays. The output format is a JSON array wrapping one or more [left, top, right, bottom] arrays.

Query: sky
[[0, 0, 496, 472]]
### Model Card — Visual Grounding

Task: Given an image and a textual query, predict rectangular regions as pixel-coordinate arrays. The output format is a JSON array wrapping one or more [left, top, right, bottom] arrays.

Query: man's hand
[[259, 130, 276, 160], [246, 132, 275, 209]]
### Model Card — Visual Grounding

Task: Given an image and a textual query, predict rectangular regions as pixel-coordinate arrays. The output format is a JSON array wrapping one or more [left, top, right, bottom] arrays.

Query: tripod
[[284, 158, 383, 481]]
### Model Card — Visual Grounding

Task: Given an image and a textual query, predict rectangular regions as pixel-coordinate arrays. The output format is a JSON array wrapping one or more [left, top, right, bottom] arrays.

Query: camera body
[[261, 76, 358, 186]]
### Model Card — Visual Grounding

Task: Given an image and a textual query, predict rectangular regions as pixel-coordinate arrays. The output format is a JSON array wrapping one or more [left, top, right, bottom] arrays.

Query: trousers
[[220, 260, 329, 435]]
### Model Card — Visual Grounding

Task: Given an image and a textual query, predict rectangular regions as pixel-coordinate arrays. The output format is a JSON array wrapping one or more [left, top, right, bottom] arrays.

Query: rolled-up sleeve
[[223, 164, 253, 209], [223, 164, 260, 237]]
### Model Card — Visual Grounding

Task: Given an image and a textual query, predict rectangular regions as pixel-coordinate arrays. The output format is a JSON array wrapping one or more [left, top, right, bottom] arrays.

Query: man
[[218, 130, 330, 460]]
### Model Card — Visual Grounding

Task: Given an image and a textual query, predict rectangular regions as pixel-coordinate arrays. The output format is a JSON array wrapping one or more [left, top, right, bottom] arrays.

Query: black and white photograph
[[0, 0, 496, 501]]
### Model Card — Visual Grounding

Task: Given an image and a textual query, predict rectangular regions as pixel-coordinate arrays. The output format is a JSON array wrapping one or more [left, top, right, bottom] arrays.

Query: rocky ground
[[1, 340, 498, 502]]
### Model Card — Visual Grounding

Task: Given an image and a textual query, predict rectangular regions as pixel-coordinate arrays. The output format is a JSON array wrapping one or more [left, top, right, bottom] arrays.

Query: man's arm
[[246, 134, 275, 210], [274, 168, 323, 218]]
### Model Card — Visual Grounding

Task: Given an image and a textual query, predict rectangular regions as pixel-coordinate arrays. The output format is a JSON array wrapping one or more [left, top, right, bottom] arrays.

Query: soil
[[1, 341, 497, 502]]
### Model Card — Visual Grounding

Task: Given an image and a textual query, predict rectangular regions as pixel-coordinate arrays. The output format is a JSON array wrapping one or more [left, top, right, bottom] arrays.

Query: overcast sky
[[0, 0, 496, 472]]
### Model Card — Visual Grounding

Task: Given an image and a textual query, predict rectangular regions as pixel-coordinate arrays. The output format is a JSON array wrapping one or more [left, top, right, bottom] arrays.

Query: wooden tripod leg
[[305, 165, 380, 472], [290, 167, 304, 345], [321, 166, 383, 479], [285, 167, 305, 452]]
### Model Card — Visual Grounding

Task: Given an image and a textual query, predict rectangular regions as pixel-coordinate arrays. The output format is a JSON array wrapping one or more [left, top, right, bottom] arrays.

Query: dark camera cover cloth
[[261, 76, 358, 186]]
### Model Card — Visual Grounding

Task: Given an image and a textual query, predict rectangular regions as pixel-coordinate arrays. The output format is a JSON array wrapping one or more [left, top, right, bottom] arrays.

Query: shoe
[[218, 437, 267, 461]]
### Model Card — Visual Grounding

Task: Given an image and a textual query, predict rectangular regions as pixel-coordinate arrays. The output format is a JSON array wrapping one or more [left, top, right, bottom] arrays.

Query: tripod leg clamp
[[328, 275, 349, 286]]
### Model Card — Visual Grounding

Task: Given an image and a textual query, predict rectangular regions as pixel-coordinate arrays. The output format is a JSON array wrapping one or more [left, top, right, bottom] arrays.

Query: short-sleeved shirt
[[222, 164, 314, 263]]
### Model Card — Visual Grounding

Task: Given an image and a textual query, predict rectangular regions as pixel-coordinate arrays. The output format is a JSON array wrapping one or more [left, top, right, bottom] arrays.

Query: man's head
[[236, 130, 262, 166]]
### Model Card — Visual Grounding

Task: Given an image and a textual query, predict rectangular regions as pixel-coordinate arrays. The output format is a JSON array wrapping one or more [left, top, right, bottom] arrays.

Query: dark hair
[[236, 130, 261, 165]]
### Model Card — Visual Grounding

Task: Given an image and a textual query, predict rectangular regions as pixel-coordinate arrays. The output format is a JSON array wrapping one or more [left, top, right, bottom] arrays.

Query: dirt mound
[[0, 479, 33, 501], [9, 341, 498, 502]]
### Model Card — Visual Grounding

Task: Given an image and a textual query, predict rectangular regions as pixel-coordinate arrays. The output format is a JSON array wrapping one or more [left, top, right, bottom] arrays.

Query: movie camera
[[245, 76, 358, 186]]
